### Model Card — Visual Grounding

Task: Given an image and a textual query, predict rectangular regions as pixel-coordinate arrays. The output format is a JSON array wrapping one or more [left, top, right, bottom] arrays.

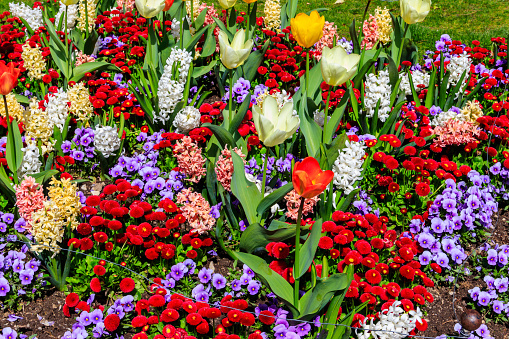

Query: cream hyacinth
[[77, 0, 96, 33], [263, 0, 281, 31], [25, 98, 55, 155], [68, 82, 94, 122], [375, 6, 392, 44], [21, 42, 46, 80], [31, 178, 81, 254], [0, 93, 24, 122], [461, 100, 483, 124]]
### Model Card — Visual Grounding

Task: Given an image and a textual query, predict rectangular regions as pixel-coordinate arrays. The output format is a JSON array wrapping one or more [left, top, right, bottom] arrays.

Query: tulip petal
[[294, 157, 322, 180], [292, 170, 312, 196], [263, 128, 288, 147]]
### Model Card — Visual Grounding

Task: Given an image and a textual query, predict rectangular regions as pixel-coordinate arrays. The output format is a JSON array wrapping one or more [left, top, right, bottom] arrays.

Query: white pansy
[[364, 70, 391, 122], [173, 106, 200, 133], [94, 126, 121, 158], [333, 140, 366, 194], [156, 48, 193, 124]]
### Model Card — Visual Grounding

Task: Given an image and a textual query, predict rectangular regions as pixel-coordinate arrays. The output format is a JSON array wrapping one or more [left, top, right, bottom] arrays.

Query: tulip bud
[[218, 29, 253, 69], [251, 95, 299, 147], [135, 0, 166, 18], [400, 0, 431, 25], [218, 0, 236, 8], [60, 0, 79, 5], [292, 157, 334, 199], [320, 46, 360, 86], [290, 11, 325, 49]]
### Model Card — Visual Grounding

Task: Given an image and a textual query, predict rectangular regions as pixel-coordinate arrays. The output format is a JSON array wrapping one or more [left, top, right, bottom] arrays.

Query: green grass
[[214, 0, 509, 59], [0, 0, 34, 13]]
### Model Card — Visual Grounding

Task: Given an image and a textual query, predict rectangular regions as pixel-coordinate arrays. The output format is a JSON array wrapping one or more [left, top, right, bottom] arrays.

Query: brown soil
[[0, 290, 76, 339], [422, 210, 509, 338]]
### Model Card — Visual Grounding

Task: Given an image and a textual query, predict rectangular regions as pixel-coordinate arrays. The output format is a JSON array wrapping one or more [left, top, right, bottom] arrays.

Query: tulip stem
[[228, 70, 234, 123], [305, 49, 310, 94], [180, 6, 185, 49], [293, 197, 305, 310], [246, 4, 250, 42], [260, 150, 269, 196], [323, 87, 332, 143]]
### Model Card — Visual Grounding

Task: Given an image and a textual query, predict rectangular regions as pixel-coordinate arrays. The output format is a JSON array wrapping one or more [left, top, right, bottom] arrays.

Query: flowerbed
[[0, 0, 508, 338]]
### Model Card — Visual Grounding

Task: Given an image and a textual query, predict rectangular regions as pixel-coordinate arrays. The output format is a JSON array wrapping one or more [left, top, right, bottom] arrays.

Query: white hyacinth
[[356, 301, 423, 339], [430, 110, 465, 127], [20, 142, 42, 178], [9, 2, 43, 31], [171, 18, 180, 40], [332, 140, 366, 194], [447, 52, 471, 91], [173, 106, 201, 133], [156, 48, 193, 124], [399, 70, 430, 96], [55, 2, 78, 30], [45, 88, 69, 132], [364, 70, 391, 122], [94, 126, 121, 158]]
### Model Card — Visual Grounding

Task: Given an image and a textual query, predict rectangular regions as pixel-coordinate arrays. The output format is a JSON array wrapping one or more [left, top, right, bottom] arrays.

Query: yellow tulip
[[218, 0, 236, 9], [400, 0, 431, 25], [252, 95, 300, 147], [320, 46, 360, 86], [135, 0, 165, 18], [218, 29, 253, 69], [290, 11, 325, 49], [242, 0, 257, 3]]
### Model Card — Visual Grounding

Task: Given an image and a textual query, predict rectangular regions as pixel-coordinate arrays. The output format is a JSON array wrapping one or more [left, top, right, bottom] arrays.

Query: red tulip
[[292, 157, 333, 199], [163, 0, 174, 11], [0, 62, 20, 96]]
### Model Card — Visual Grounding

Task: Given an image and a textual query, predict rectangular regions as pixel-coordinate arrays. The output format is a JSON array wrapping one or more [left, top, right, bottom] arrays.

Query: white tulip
[[400, 0, 431, 24], [320, 46, 360, 86], [218, 29, 253, 69]]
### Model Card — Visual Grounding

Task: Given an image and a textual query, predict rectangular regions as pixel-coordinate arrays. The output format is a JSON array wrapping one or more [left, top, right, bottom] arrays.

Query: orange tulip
[[163, 0, 174, 11], [0, 62, 20, 96], [292, 157, 333, 199]]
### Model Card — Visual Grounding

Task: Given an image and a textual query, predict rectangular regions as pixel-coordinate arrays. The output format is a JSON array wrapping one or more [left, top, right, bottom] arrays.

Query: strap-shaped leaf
[[231, 152, 262, 225], [295, 219, 323, 279], [240, 222, 302, 253], [202, 123, 235, 148], [256, 182, 293, 217], [71, 62, 121, 82], [229, 93, 252, 134], [234, 251, 294, 306]]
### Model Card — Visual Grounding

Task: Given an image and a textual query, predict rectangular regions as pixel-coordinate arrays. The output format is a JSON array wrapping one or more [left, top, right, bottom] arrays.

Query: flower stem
[[305, 49, 310, 94], [293, 197, 305, 309], [229, 70, 234, 123], [397, 23, 410, 66], [246, 4, 250, 42], [260, 150, 269, 195], [65, 5, 69, 86], [323, 87, 332, 143]]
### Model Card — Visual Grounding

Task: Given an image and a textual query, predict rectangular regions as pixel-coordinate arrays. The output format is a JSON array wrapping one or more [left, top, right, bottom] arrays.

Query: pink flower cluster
[[15, 176, 46, 230], [361, 15, 379, 50], [431, 119, 481, 148], [75, 51, 96, 66], [314, 21, 339, 61], [173, 136, 206, 183], [116, 0, 135, 11], [284, 190, 319, 220], [197, 3, 221, 52], [215, 146, 246, 192], [176, 188, 215, 234]]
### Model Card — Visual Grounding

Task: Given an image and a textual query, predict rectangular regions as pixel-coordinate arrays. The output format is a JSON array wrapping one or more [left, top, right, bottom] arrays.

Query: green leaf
[[349, 20, 360, 54], [185, 25, 209, 52], [242, 39, 270, 82], [202, 123, 235, 148], [239, 223, 302, 254], [83, 30, 99, 55], [298, 273, 349, 319], [231, 152, 262, 225], [295, 219, 322, 279], [256, 182, 293, 217], [212, 17, 233, 41], [298, 95, 322, 157], [338, 189, 359, 212], [234, 251, 294, 306], [200, 27, 217, 58], [323, 265, 354, 339], [229, 93, 251, 135], [6, 120, 23, 173], [387, 56, 399, 89], [425, 66, 436, 108], [324, 133, 347, 170], [193, 60, 217, 79], [71, 62, 121, 82]]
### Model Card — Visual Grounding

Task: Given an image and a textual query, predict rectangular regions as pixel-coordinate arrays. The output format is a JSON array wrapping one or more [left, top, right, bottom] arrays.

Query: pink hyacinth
[[215, 146, 246, 192], [75, 51, 96, 67], [176, 188, 215, 234], [314, 21, 340, 61], [116, 0, 135, 11], [361, 15, 379, 50], [15, 176, 46, 230], [431, 119, 481, 148], [173, 136, 206, 183], [284, 189, 319, 220]]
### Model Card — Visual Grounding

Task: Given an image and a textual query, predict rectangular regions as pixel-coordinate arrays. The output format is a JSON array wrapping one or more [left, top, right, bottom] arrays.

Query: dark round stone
[[460, 309, 482, 331]]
